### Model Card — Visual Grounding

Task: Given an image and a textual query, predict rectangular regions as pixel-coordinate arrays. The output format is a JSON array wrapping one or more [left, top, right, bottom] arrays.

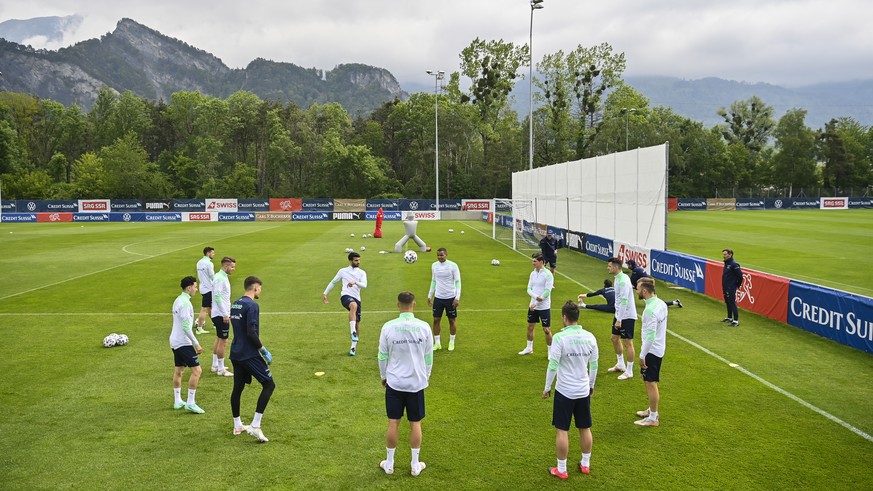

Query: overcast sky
[[2, 0, 871, 88]]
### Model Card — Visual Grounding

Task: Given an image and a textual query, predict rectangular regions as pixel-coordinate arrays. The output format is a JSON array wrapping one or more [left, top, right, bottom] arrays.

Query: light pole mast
[[529, 0, 544, 170], [426, 70, 445, 210]]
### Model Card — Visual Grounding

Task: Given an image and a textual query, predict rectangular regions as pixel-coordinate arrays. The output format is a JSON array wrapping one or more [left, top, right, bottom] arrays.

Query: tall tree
[[819, 119, 853, 190], [717, 96, 775, 153], [772, 109, 818, 192]]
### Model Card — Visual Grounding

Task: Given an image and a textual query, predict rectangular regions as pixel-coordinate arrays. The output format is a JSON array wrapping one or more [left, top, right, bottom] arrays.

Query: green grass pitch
[[0, 214, 871, 490]]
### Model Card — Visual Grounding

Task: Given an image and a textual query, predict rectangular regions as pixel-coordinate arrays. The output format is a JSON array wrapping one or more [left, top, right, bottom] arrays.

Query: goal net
[[493, 198, 539, 251]]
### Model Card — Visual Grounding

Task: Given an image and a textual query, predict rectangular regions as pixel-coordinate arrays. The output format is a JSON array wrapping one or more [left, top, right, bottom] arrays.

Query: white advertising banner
[[205, 198, 238, 212]]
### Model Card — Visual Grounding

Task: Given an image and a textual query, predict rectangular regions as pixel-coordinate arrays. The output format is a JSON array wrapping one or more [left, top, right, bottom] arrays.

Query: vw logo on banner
[[409, 201, 419, 210], [774, 199, 783, 209], [27, 202, 37, 211]]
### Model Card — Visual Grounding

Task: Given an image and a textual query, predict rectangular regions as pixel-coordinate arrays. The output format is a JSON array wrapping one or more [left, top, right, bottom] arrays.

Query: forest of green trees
[[1, 40, 871, 200]]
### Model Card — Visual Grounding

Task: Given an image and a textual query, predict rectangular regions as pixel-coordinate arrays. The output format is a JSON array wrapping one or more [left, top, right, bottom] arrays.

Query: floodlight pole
[[529, 0, 544, 170], [427, 70, 445, 211]]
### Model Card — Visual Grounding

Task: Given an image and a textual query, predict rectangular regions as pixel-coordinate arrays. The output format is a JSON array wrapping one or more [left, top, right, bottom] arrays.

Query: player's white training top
[[428, 259, 461, 300], [211, 269, 231, 318], [544, 325, 599, 399], [378, 312, 433, 392], [196, 256, 214, 294], [527, 267, 554, 310], [613, 271, 638, 321], [640, 295, 668, 359], [170, 292, 200, 349], [323, 266, 368, 301]]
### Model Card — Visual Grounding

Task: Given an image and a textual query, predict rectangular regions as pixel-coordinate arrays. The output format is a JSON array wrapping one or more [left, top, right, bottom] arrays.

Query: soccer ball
[[461, 230, 465, 235], [350, 233, 355, 237], [491, 259, 500, 266], [360, 246, 366, 251], [116, 334, 129, 346], [103, 335, 117, 348], [344, 247, 354, 253], [448, 228, 454, 233], [404, 250, 418, 264]]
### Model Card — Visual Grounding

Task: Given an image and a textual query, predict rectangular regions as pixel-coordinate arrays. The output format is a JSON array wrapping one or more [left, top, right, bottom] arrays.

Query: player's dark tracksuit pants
[[723, 287, 738, 320]]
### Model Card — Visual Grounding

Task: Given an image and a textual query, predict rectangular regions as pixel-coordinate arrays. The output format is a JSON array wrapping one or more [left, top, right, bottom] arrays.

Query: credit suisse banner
[[650, 250, 706, 293], [173, 199, 205, 211], [366, 211, 402, 221], [366, 199, 400, 211], [704, 261, 789, 323], [584, 234, 615, 262], [1, 213, 37, 222], [237, 199, 270, 212], [787, 281, 873, 354], [73, 213, 110, 222]]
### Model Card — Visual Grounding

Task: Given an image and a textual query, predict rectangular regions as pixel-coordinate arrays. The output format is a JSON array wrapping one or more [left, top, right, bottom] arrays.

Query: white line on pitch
[[462, 222, 594, 291], [0, 225, 280, 301], [0, 308, 525, 316], [668, 329, 873, 444]]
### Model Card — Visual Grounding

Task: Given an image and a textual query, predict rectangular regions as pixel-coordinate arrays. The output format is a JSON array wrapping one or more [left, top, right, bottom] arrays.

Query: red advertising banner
[[269, 198, 302, 211], [667, 197, 678, 211], [705, 260, 789, 322], [37, 212, 73, 222]]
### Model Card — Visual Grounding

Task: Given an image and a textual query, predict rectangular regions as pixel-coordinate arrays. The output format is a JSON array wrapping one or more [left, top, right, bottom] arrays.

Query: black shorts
[[432, 297, 458, 319], [172, 345, 200, 367], [201, 291, 212, 309], [612, 318, 635, 339], [211, 316, 230, 339], [385, 385, 426, 422], [641, 353, 663, 382], [545, 256, 557, 269], [552, 390, 592, 431], [231, 356, 273, 385], [528, 308, 551, 327], [341, 295, 362, 322]]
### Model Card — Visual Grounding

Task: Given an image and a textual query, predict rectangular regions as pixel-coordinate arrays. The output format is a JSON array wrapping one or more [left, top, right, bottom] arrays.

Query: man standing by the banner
[[721, 249, 743, 327]]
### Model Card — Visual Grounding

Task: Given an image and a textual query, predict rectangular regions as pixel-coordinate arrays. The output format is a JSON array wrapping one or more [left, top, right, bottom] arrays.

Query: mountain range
[[1, 16, 871, 129], [0, 18, 407, 116]]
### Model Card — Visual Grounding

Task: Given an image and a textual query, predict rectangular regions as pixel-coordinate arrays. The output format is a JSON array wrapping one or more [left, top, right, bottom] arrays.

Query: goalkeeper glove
[[259, 346, 273, 365]]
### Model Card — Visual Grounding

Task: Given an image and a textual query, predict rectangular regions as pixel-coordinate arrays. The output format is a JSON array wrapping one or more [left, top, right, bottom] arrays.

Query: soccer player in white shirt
[[606, 257, 638, 380], [169, 276, 205, 413], [323, 252, 368, 356], [377, 291, 433, 477], [194, 247, 215, 334], [543, 301, 599, 479], [634, 278, 668, 427], [427, 247, 461, 351], [210, 256, 236, 376], [519, 252, 554, 355]]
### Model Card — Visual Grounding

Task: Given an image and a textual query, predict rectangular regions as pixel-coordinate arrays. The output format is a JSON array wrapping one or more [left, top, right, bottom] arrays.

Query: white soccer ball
[[344, 247, 354, 253], [448, 228, 454, 233], [116, 334, 129, 346], [461, 230, 465, 235], [404, 250, 418, 264], [350, 233, 355, 237], [103, 335, 117, 348], [360, 246, 366, 251], [491, 259, 500, 266]]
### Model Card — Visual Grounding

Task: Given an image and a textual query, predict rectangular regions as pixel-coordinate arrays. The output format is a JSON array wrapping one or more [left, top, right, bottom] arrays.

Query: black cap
[[626, 259, 636, 268]]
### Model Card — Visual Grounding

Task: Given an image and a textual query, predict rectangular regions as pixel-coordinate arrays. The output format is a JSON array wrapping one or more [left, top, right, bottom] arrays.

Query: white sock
[[350, 321, 356, 335], [252, 412, 263, 428], [351, 340, 358, 349], [173, 387, 182, 404], [187, 389, 196, 405], [212, 354, 218, 368], [386, 447, 396, 466], [219, 358, 225, 371], [450, 334, 456, 344], [527, 340, 534, 350], [557, 458, 567, 473], [233, 417, 243, 428], [626, 361, 634, 374], [434, 335, 441, 346], [411, 448, 420, 468], [616, 354, 625, 367], [650, 410, 659, 420], [581, 452, 591, 466]]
